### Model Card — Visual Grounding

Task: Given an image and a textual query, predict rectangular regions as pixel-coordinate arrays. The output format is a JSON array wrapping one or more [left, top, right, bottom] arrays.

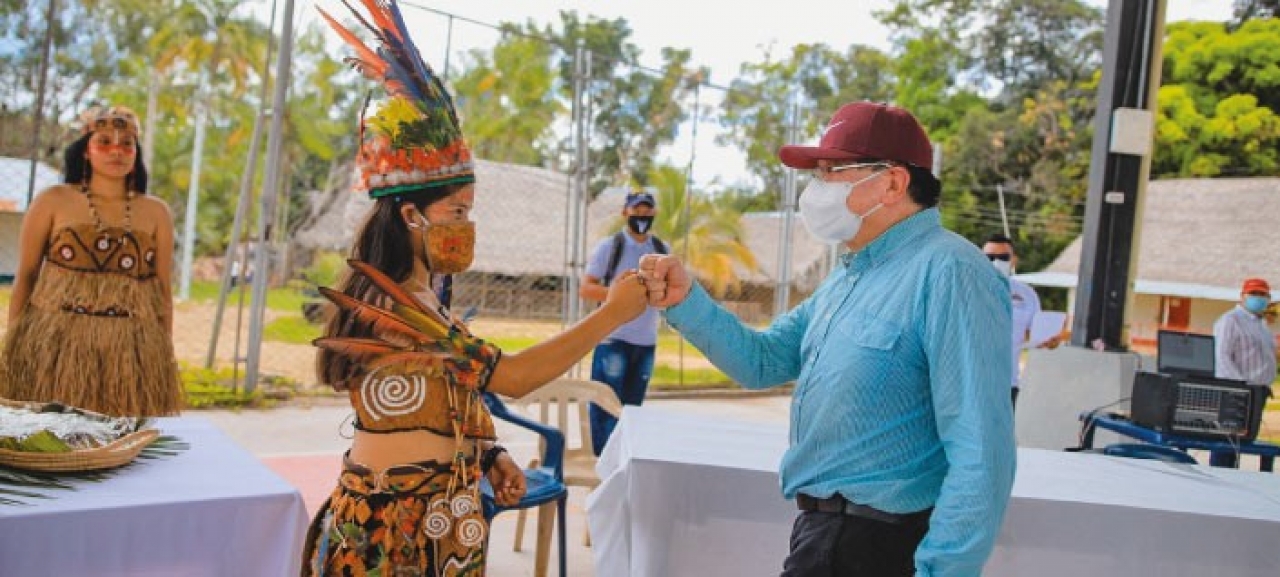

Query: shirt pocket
[[832, 314, 903, 352]]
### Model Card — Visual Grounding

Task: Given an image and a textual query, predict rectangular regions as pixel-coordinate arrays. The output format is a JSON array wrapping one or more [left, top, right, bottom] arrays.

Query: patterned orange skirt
[[301, 456, 488, 576]]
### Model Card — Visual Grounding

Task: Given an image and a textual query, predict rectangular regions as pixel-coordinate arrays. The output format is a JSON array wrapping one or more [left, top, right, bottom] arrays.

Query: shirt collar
[[841, 208, 941, 271]]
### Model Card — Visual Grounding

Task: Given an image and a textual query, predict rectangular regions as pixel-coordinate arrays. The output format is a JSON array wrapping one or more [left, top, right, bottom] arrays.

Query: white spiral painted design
[[358, 367, 426, 421], [455, 516, 486, 549], [422, 496, 453, 539], [450, 493, 478, 518], [422, 509, 452, 539]]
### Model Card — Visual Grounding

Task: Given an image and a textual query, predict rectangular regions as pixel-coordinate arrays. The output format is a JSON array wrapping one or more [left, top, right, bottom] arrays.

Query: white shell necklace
[[81, 182, 134, 246]]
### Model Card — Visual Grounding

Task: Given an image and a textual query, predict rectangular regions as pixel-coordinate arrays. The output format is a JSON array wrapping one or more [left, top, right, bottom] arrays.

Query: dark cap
[[625, 191, 656, 209], [778, 101, 933, 170]]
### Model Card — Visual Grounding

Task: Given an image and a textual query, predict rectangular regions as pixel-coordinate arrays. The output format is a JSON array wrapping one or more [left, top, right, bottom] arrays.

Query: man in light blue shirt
[[639, 101, 1015, 577]]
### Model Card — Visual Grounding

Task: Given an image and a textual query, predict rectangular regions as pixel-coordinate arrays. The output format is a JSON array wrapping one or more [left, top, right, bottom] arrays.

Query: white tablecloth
[[0, 416, 309, 577], [587, 406, 1280, 577]]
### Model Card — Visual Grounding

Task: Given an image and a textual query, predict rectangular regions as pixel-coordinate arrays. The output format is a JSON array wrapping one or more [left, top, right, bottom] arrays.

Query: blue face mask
[[1244, 295, 1270, 314]]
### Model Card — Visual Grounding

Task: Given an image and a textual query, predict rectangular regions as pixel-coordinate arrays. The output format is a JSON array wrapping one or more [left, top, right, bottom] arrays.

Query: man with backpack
[[580, 190, 668, 455]]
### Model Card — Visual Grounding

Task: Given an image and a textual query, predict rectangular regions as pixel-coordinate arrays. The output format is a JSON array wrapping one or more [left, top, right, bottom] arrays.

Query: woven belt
[[795, 494, 930, 525]]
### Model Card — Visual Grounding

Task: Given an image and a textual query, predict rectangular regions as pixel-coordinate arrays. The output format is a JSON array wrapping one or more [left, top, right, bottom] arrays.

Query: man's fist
[[638, 254, 692, 308]]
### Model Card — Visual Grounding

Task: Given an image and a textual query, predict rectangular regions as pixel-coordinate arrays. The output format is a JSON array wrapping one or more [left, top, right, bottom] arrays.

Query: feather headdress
[[319, 0, 474, 198]]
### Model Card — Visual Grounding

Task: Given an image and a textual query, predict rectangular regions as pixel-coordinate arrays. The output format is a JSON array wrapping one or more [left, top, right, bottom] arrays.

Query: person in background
[[579, 190, 668, 455], [640, 101, 1015, 577], [1, 105, 182, 417], [1211, 277, 1276, 467], [982, 233, 1042, 409]]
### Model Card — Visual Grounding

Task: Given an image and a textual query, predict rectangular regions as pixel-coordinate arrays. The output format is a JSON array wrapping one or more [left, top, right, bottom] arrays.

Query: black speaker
[[1130, 371, 1258, 441]]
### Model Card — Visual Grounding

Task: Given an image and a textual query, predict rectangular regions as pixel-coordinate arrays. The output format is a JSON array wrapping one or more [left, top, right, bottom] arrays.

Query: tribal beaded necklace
[[80, 182, 134, 245]]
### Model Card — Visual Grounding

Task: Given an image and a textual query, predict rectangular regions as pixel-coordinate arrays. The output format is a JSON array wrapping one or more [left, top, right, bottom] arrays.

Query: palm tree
[[616, 165, 759, 297]]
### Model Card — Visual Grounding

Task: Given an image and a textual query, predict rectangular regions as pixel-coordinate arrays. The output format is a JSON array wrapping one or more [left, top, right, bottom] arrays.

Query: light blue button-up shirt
[[665, 208, 1016, 577]]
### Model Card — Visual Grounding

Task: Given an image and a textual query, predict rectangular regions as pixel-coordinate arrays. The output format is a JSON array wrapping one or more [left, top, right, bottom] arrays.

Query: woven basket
[[0, 399, 159, 473]]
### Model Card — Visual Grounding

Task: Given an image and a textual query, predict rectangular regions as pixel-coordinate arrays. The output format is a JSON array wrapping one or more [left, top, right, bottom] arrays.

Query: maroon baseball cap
[[779, 101, 933, 170]]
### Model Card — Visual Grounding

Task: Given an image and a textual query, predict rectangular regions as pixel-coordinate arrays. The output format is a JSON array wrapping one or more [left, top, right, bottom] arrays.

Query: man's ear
[[400, 204, 421, 228], [882, 166, 912, 205]]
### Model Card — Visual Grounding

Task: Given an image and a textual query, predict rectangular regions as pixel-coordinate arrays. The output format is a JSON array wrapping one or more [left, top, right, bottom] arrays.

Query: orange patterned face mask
[[420, 220, 475, 274]]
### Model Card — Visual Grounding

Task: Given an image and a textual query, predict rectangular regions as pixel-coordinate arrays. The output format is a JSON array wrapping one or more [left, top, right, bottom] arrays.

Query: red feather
[[316, 8, 387, 78], [313, 337, 399, 359], [367, 351, 450, 374], [319, 287, 426, 348], [347, 259, 428, 313]]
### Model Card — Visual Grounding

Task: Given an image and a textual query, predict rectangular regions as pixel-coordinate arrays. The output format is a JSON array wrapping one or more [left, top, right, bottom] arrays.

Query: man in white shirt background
[[1211, 277, 1277, 466], [983, 233, 1040, 409]]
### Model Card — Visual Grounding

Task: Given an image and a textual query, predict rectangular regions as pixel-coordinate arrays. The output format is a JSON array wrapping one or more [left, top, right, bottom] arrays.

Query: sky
[[294, 0, 1237, 189]]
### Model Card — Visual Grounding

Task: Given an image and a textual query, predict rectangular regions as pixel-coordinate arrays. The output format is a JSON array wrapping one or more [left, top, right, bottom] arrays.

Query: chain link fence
[[0, 6, 827, 395], [0, 151, 823, 393]]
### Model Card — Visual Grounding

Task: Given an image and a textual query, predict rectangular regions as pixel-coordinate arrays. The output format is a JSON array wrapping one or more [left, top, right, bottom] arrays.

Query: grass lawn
[[186, 280, 316, 313]]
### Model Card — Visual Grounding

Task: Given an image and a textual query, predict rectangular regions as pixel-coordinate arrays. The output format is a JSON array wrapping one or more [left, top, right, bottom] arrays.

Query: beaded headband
[[79, 105, 142, 138]]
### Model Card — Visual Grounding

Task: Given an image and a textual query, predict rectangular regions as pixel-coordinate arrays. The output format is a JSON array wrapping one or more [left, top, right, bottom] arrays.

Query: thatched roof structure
[[294, 159, 573, 276], [295, 160, 830, 288], [1017, 178, 1280, 300]]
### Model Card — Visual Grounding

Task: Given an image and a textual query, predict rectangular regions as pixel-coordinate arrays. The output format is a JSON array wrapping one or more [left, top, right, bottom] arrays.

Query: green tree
[[538, 12, 705, 192], [1155, 19, 1280, 177], [650, 165, 759, 297], [718, 43, 894, 201], [452, 31, 562, 165]]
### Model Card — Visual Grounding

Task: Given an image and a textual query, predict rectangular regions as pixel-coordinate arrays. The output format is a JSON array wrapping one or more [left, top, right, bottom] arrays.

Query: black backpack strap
[[652, 235, 668, 255], [601, 231, 627, 287], [602, 233, 667, 286]]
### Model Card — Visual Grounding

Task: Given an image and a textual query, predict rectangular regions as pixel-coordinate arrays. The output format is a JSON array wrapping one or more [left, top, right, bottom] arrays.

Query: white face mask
[[798, 170, 886, 244], [991, 259, 1013, 277]]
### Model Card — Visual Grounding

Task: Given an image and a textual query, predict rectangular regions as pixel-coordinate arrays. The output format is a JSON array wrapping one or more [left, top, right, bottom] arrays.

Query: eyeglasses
[[985, 253, 1012, 262], [810, 161, 891, 179]]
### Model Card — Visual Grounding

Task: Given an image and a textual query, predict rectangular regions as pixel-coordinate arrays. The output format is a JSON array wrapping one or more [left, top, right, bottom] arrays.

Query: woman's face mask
[[798, 170, 886, 244], [416, 213, 475, 274]]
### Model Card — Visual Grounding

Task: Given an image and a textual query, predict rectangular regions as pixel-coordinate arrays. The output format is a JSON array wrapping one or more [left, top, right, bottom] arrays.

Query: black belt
[[796, 494, 931, 525]]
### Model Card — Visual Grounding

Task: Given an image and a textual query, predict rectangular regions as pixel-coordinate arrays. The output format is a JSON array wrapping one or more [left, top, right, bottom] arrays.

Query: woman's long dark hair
[[318, 184, 460, 389], [63, 133, 150, 193]]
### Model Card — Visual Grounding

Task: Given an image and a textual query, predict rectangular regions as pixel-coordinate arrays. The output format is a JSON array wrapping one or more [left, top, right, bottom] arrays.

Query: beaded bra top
[[46, 223, 158, 280]]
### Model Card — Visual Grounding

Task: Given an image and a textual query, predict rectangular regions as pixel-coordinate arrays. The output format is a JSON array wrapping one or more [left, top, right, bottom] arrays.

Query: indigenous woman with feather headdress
[[303, 2, 648, 575], [1, 105, 182, 417]]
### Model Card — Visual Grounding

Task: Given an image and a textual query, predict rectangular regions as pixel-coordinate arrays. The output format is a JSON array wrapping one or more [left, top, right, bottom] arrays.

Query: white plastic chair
[[508, 377, 622, 554]]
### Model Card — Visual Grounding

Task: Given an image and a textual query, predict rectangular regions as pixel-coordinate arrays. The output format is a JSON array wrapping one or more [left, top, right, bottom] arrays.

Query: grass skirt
[[0, 263, 181, 416]]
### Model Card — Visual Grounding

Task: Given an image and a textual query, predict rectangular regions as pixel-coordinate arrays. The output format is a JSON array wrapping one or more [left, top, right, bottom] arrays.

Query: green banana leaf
[[0, 435, 189, 506]]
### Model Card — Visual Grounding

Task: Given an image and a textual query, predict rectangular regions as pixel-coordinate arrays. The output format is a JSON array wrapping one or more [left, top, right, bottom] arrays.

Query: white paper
[[1025, 311, 1067, 349]]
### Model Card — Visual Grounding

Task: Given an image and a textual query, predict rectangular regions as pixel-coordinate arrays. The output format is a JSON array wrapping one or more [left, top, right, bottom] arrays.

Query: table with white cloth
[[0, 416, 309, 577], [587, 406, 1280, 577]]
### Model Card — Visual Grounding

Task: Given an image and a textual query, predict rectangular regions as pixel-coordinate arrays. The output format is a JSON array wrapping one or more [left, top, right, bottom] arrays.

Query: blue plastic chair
[[1103, 443, 1198, 464], [480, 392, 568, 577]]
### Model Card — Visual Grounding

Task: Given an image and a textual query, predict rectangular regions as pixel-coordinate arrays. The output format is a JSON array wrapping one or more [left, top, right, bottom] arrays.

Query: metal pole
[[442, 15, 454, 82], [677, 84, 701, 387], [206, 0, 279, 368], [996, 183, 1011, 238], [178, 69, 210, 301], [775, 93, 800, 316], [1071, 0, 1165, 350], [245, 0, 295, 392], [25, 0, 58, 207]]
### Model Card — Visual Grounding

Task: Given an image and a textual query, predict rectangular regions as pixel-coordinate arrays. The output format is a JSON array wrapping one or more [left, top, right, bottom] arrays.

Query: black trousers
[[780, 509, 932, 577]]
